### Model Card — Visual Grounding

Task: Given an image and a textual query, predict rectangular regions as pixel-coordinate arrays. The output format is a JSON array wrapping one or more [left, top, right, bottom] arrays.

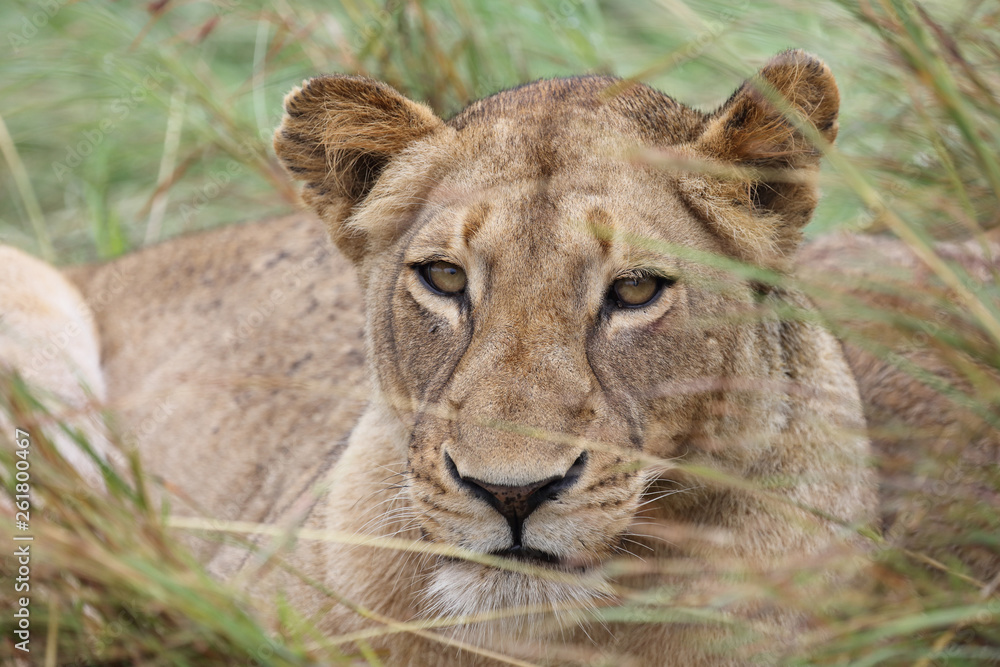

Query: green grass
[[1, 0, 999, 664], [5, 0, 983, 262]]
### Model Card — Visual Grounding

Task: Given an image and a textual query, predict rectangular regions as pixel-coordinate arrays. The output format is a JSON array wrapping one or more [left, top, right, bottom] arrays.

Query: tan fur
[[0, 246, 110, 487], [0, 52, 922, 665], [678, 50, 840, 268], [263, 51, 875, 664], [65, 215, 369, 570], [799, 234, 1000, 581]]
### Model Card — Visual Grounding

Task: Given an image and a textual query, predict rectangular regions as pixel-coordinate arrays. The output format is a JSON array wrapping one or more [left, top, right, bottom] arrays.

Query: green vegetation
[[1, 0, 998, 664], [5, 0, 991, 263]]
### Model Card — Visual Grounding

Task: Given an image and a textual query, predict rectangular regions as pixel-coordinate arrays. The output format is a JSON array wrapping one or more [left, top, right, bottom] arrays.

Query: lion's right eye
[[417, 261, 467, 296]]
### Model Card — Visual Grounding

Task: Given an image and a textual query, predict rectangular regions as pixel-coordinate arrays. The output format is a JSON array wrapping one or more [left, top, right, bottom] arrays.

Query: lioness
[[4, 51, 921, 664]]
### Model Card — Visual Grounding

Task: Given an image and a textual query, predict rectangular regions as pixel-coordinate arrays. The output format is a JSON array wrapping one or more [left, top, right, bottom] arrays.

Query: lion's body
[[800, 234, 1000, 580], [6, 52, 991, 665], [62, 213, 873, 665], [261, 59, 878, 664], [65, 214, 368, 571]]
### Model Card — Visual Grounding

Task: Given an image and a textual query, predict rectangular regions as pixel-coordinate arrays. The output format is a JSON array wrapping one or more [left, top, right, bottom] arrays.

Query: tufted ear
[[678, 50, 839, 269], [274, 75, 445, 262]]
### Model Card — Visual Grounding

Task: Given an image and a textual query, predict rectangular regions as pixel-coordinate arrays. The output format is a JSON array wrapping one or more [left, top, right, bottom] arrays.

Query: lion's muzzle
[[445, 450, 588, 557]]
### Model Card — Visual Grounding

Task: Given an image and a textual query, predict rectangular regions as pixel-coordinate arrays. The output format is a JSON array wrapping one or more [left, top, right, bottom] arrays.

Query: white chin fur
[[421, 560, 613, 648]]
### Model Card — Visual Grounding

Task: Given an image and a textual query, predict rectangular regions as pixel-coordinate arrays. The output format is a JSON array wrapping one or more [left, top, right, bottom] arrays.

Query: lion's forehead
[[447, 75, 706, 146], [406, 111, 723, 257], [408, 169, 716, 287], [445, 111, 671, 185]]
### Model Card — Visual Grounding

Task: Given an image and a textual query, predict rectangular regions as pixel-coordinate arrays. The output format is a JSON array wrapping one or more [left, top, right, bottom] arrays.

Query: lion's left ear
[[679, 50, 839, 268]]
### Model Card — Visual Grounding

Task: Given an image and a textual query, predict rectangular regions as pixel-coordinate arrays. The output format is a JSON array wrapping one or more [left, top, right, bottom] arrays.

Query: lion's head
[[274, 51, 867, 643]]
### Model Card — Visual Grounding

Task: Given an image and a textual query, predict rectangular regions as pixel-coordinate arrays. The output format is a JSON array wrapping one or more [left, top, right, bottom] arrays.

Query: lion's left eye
[[417, 261, 467, 295], [611, 275, 670, 308]]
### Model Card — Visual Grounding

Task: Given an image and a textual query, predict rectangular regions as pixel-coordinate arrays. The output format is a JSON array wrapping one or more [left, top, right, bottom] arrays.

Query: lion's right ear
[[274, 76, 445, 262]]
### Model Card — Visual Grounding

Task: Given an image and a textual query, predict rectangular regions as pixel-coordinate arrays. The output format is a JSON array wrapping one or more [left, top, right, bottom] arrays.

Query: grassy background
[[3, 0, 994, 264], [1, 0, 999, 665]]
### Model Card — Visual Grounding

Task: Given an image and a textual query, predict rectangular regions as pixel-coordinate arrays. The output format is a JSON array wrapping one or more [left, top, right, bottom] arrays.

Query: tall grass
[[1, 0, 998, 664], [1, 0, 913, 262]]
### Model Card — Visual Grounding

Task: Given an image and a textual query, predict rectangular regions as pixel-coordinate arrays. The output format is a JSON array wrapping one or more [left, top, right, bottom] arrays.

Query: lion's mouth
[[491, 546, 562, 565], [488, 546, 605, 574], [434, 544, 602, 576]]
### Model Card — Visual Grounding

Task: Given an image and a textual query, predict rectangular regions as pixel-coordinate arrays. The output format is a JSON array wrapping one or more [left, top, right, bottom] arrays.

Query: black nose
[[445, 451, 588, 549]]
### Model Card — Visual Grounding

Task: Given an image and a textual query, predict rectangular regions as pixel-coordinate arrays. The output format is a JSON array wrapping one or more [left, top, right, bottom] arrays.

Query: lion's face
[[367, 131, 744, 561], [274, 53, 841, 628], [367, 146, 757, 625]]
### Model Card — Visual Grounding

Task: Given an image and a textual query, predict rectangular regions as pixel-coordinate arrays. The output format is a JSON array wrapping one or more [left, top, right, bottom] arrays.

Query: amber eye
[[418, 261, 467, 295], [611, 275, 669, 308]]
